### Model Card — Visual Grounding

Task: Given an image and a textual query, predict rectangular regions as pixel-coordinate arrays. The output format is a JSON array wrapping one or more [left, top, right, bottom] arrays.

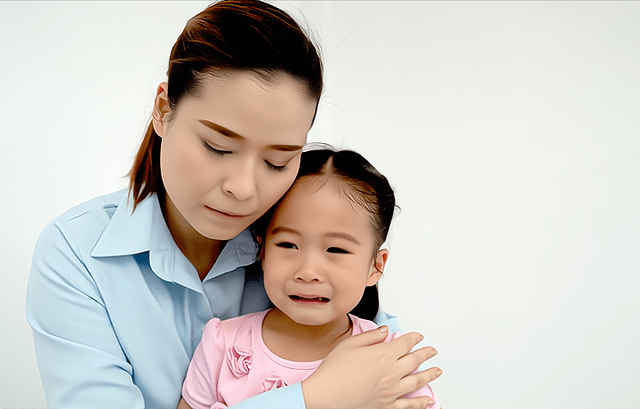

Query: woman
[[25, 1, 440, 408]]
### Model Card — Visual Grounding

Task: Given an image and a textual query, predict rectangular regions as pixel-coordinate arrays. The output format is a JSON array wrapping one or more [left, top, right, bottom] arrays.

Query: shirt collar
[[91, 190, 156, 258], [91, 191, 258, 285]]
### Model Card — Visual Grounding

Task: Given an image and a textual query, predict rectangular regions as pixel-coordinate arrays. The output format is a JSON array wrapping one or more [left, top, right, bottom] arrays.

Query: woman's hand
[[301, 326, 441, 409]]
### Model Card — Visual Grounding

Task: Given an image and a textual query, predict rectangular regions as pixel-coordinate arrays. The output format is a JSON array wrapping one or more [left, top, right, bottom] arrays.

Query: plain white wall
[[1, 1, 638, 408]]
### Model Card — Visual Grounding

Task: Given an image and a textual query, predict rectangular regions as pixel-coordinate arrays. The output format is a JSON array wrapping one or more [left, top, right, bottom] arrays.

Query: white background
[[1, 1, 638, 408]]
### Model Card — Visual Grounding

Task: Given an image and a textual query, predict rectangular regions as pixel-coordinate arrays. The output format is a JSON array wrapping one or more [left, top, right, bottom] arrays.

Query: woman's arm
[[26, 222, 145, 408], [181, 328, 438, 409], [179, 385, 307, 409], [302, 326, 440, 409]]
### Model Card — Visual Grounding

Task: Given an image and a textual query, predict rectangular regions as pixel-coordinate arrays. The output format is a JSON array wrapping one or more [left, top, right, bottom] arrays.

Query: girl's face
[[153, 72, 317, 242], [262, 178, 388, 329]]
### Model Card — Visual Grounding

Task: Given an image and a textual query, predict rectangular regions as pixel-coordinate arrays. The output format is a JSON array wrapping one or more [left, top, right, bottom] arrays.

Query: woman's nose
[[221, 159, 256, 201]]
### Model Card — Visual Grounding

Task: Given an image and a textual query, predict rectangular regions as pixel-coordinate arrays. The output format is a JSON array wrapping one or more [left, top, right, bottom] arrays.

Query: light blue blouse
[[26, 189, 400, 409]]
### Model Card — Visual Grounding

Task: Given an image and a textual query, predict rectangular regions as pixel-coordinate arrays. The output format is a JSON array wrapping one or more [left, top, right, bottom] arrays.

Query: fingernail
[[436, 368, 443, 376], [379, 325, 388, 333]]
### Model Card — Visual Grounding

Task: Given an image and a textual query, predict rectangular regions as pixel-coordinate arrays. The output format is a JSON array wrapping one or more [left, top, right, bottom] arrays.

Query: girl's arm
[[26, 222, 145, 408]]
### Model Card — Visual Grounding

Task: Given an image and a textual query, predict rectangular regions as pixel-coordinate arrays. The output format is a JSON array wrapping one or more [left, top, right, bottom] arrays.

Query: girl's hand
[[177, 397, 192, 409], [301, 326, 441, 409]]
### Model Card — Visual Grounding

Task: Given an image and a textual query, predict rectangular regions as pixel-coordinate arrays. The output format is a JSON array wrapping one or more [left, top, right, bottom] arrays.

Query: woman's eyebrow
[[198, 119, 304, 152], [199, 119, 243, 139]]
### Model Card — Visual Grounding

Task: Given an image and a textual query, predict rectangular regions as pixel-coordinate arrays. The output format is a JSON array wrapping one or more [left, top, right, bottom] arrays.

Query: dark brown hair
[[128, 0, 323, 208]]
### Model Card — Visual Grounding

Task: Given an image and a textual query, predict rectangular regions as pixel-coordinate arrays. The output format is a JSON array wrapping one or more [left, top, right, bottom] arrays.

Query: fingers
[[341, 325, 390, 347], [384, 332, 423, 359], [397, 365, 442, 398], [391, 396, 437, 409], [398, 345, 438, 373]]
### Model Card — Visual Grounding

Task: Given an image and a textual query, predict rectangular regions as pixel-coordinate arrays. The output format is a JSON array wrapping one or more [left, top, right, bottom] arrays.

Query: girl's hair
[[255, 147, 397, 321], [128, 0, 323, 208]]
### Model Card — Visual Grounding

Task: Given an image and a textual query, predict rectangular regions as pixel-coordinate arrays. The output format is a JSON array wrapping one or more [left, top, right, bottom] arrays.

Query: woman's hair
[[255, 147, 397, 321], [128, 0, 323, 208]]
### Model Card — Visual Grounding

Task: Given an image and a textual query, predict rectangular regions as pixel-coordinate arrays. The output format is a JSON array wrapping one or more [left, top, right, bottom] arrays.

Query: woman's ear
[[152, 82, 170, 137], [367, 249, 389, 286]]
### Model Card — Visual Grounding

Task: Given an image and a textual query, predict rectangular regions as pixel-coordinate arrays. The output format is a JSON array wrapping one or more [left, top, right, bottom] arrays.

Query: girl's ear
[[152, 82, 171, 137], [367, 249, 389, 286]]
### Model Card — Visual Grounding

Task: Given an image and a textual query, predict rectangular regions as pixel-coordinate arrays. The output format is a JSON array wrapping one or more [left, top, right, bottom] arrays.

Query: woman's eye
[[275, 242, 298, 250], [327, 247, 350, 254], [203, 142, 232, 156], [265, 161, 288, 172]]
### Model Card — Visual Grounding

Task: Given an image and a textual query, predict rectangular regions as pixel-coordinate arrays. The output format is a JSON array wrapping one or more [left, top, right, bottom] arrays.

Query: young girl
[[178, 148, 440, 409]]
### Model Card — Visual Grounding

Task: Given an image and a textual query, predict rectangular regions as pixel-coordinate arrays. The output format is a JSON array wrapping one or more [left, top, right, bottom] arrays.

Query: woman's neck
[[161, 195, 226, 281], [178, 235, 226, 281], [261, 308, 353, 362]]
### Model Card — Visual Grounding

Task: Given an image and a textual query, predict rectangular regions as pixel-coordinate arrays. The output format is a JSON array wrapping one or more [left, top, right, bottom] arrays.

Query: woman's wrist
[[300, 377, 324, 409]]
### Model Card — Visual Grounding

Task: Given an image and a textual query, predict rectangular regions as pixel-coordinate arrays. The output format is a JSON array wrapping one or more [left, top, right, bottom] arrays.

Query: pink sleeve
[[182, 318, 226, 409], [387, 332, 441, 409]]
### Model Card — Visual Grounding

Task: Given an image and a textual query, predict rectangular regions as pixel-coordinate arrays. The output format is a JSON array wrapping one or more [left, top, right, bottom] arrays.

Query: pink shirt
[[182, 309, 439, 408]]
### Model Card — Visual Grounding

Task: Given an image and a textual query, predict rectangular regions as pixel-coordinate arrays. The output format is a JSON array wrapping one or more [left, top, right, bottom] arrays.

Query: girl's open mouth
[[289, 295, 330, 303]]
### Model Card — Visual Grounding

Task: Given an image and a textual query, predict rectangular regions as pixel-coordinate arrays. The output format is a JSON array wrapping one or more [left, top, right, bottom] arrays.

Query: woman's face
[[153, 72, 317, 242]]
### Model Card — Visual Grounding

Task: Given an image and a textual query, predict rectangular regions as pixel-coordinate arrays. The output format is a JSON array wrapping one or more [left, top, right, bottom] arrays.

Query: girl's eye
[[327, 247, 350, 254], [275, 242, 298, 250], [265, 161, 288, 172], [203, 141, 232, 156]]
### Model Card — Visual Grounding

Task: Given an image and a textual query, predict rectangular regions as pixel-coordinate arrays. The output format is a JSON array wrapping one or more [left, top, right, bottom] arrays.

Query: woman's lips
[[206, 205, 248, 219]]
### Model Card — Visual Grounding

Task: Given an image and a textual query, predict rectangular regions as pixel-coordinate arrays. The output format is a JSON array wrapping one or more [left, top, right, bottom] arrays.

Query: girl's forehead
[[288, 174, 343, 198], [284, 176, 370, 216]]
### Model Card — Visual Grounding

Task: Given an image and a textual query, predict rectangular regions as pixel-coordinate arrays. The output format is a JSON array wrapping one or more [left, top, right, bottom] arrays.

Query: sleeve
[[181, 319, 225, 409], [373, 308, 403, 333], [225, 383, 306, 409], [25, 222, 145, 408]]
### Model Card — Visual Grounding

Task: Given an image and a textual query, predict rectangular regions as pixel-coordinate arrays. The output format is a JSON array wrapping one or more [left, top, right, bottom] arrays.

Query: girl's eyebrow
[[270, 227, 360, 245], [325, 232, 360, 245], [269, 226, 301, 236], [198, 119, 304, 152]]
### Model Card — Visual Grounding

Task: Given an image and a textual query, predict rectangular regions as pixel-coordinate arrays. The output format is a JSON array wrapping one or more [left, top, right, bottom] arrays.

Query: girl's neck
[[261, 308, 353, 362], [161, 194, 226, 281]]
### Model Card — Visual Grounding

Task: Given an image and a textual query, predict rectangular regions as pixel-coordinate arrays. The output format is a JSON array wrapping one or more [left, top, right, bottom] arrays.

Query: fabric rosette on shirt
[[226, 344, 253, 377], [261, 373, 288, 392]]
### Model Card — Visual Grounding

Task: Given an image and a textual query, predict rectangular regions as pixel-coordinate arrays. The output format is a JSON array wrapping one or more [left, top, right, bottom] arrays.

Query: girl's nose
[[295, 254, 323, 283]]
